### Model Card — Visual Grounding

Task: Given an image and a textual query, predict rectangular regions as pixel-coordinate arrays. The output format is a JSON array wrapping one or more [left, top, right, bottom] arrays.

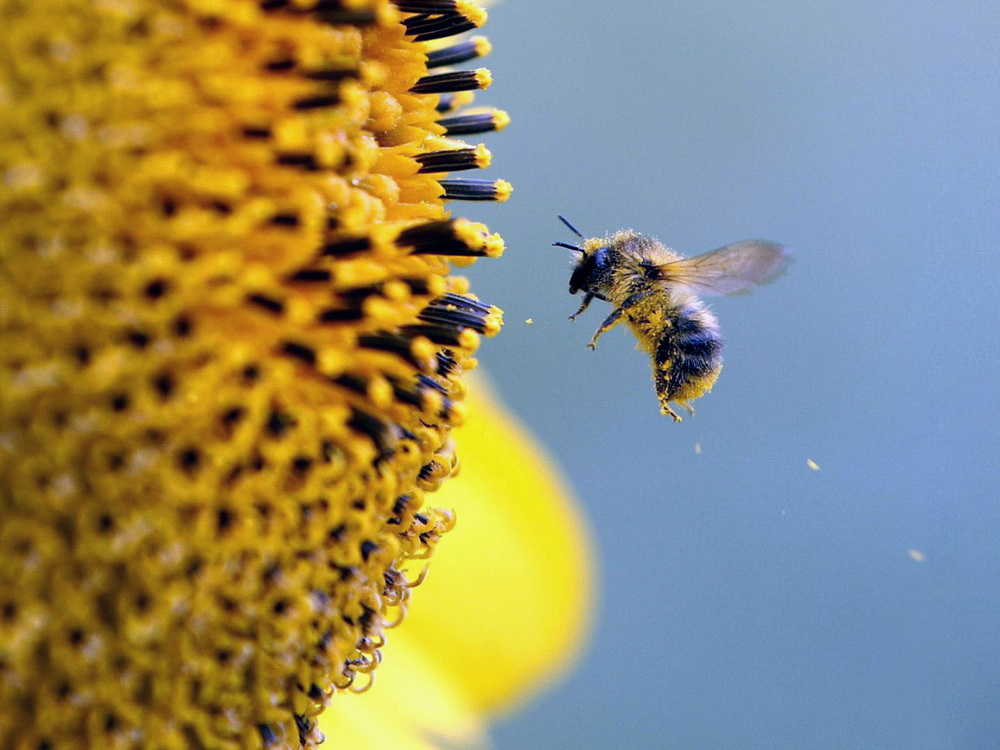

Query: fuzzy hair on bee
[[554, 215, 792, 421]]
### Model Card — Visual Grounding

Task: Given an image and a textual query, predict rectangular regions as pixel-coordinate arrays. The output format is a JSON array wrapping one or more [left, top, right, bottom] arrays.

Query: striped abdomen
[[654, 307, 724, 410]]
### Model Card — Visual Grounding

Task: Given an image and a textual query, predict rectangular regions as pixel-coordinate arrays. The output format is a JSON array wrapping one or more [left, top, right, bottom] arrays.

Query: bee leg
[[588, 288, 656, 348], [654, 340, 683, 422], [660, 403, 683, 422], [654, 371, 683, 422], [587, 308, 623, 350], [569, 293, 595, 321]]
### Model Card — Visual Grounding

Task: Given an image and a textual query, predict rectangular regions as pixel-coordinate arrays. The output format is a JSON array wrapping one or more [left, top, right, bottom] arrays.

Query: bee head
[[554, 215, 612, 296], [568, 243, 610, 295]]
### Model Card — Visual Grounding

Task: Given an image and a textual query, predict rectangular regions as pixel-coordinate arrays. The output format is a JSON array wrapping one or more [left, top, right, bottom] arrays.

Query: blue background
[[462, 2, 999, 748]]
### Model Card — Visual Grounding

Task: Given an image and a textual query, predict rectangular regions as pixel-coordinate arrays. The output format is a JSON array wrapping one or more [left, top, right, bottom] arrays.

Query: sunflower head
[[0, 0, 508, 746]]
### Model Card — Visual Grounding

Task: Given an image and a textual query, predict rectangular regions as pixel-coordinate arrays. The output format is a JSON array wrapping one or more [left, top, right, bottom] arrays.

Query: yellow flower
[[320, 378, 594, 747], [0, 0, 513, 746]]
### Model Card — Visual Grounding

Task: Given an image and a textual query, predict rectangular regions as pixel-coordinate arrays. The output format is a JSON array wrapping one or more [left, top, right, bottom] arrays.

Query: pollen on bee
[[806, 458, 820, 471]]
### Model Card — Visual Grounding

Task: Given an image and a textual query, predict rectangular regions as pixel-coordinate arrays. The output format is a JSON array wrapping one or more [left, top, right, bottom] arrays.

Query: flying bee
[[554, 216, 793, 421]]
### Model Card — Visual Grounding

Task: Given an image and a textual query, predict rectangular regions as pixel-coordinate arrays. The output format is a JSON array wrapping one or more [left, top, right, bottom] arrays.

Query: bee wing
[[653, 240, 793, 297]]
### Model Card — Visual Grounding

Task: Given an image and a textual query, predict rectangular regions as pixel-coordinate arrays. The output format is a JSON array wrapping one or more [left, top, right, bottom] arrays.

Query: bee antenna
[[557, 215, 585, 239], [553, 241, 584, 254]]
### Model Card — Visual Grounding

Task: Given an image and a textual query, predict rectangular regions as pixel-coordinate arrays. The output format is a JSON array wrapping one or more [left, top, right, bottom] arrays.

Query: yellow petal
[[323, 644, 486, 750], [413, 376, 595, 715]]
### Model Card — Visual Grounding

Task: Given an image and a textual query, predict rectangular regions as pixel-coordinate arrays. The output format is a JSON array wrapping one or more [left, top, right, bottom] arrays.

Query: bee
[[554, 216, 792, 421]]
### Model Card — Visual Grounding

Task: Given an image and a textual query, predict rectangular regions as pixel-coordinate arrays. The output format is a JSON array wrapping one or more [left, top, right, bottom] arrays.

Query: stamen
[[398, 277, 438, 295], [414, 144, 490, 173], [416, 373, 448, 394], [425, 36, 492, 68], [317, 307, 364, 322], [332, 373, 369, 396], [439, 178, 511, 202], [289, 0, 356, 7], [410, 68, 491, 95], [402, 5, 485, 42], [261, 0, 379, 23], [292, 93, 342, 110], [301, 67, 359, 82], [276, 153, 320, 170], [288, 268, 331, 282], [259, 724, 280, 747], [270, 213, 300, 227], [280, 341, 317, 366], [439, 109, 509, 136], [436, 350, 457, 375], [397, 218, 503, 257], [313, 10, 379, 25], [399, 323, 479, 349], [387, 378, 454, 418], [394, 0, 465, 11], [321, 236, 372, 256], [418, 305, 495, 333], [436, 292, 493, 313], [247, 294, 285, 314], [420, 296, 489, 323], [347, 410, 394, 455], [357, 333, 434, 371]]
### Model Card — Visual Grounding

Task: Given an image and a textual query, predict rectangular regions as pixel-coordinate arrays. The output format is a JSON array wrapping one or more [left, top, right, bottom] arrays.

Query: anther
[[438, 109, 509, 136], [410, 68, 491, 95], [425, 36, 492, 68], [414, 144, 490, 173], [439, 178, 511, 202], [401, 3, 486, 41]]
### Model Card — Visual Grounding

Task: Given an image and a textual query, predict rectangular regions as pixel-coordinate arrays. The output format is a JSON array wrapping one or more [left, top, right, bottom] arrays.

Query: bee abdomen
[[654, 317, 723, 406], [668, 340, 723, 386], [676, 328, 723, 367]]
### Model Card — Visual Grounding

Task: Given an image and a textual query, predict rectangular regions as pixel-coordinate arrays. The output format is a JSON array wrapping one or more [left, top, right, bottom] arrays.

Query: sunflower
[[0, 0, 519, 746]]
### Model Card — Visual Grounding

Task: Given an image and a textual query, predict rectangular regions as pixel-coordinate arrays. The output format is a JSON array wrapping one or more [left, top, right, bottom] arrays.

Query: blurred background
[[460, 1, 1000, 748]]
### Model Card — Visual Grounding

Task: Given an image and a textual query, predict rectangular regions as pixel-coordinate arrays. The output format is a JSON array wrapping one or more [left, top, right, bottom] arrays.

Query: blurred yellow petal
[[320, 374, 595, 743], [323, 637, 486, 750], [412, 376, 596, 714]]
